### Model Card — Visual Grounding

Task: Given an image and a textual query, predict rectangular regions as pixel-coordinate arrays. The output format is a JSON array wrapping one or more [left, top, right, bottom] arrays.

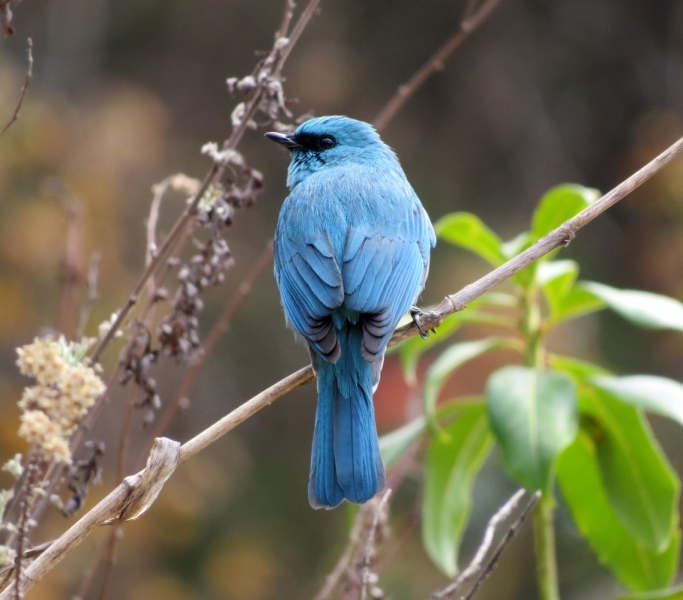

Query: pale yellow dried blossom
[[18, 411, 58, 444], [16, 338, 67, 387], [60, 364, 106, 410], [15, 337, 105, 463], [0, 544, 16, 568]]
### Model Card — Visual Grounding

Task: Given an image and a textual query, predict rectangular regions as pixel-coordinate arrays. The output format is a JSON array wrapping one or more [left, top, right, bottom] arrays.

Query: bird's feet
[[410, 306, 434, 340]]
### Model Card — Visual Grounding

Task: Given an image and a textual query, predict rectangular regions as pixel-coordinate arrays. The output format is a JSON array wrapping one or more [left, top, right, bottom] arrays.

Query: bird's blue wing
[[275, 229, 345, 362], [343, 197, 435, 362]]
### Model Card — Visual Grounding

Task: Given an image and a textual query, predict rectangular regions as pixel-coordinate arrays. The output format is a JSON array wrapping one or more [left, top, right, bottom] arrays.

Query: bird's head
[[266, 116, 396, 188]]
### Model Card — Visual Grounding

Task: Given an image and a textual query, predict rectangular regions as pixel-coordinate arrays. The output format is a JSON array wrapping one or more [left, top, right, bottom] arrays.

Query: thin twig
[[373, 0, 503, 132], [6, 125, 683, 600], [431, 489, 526, 599], [360, 489, 392, 600], [90, 165, 219, 365], [313, 504, 373, 600], [461, 491, 540, 600], [0, 38, 32, 136], [56, 198, 84, 338], [276, 0, 321, 74], [13, 456, 39, 600], [75, 253, 101, 340], [96, 388, 137, 600], [314, 443, 420, 600], [276, 0, 296, 39], [73, 543, 107, 600], [97, 528, 122, 600]]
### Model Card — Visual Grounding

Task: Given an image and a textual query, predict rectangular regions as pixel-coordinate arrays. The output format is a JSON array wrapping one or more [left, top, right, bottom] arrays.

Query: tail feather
[[309, 322, 386, 509]]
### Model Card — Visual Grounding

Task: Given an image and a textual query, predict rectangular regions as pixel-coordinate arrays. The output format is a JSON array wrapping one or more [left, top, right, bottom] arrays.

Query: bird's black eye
[[317, 136, 336, 150]]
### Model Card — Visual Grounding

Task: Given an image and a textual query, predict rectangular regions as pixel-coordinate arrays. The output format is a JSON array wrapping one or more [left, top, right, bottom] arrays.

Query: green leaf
[[537, 259, 579, 287], [379, 415, 426, 468], [422, 405, 493, 576], [398, 313, 462, 387], [558, 432, 679, 592], [379, 400, 483, 468], [424, 339, 505, 431], [547, 354, 612, 382], [537, 260, 579, 319], [619, 586, 683, 600], [501, 232, 531, 259], [553, 284, 606, 322], [531, 184, 600, 240], [486, 367, 578, 491], [591, 375, 683, 427], [435, 212, 506, 266], [584, 386, 680, 552], [582, 282, 683, 332]]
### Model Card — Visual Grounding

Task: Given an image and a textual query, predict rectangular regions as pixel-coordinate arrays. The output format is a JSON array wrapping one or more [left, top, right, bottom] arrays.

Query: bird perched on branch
[[266, 116, 435, 509]]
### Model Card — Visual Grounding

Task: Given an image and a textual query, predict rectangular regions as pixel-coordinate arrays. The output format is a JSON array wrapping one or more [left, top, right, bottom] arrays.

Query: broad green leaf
[[548, 354, 612, 382], [424, 339, 505, 431], [435, 212, 506, 266], [591, 375, 683, 427], [538, 260, 579, 319], [531, 184, 600, 240], [501, 232, 531, 259], [553, 284, 606, 322], [582, 282, 683, 332], [619, 586, 683, 600], [398, 313, 462, 387], [537, 260, 579, 286], [422, 405, 493, 576], [380, 415, 426, 468], [486, 367, 578, 491], [379, 400, 484, 468], [558, 433, 679, 592], [584, 386, 679, 552]]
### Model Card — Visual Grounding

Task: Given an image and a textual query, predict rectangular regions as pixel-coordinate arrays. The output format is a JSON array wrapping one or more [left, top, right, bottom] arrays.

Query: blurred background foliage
[[2, 1, 683, 598]]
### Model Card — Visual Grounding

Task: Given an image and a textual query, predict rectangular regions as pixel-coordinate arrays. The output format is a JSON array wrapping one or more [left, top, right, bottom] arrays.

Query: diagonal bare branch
[[373, 0, 504, 132], [0, 38, 33, 137]]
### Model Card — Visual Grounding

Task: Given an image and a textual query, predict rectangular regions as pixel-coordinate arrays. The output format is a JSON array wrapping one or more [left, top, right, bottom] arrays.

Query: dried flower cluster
[[227, 36, 293, 130], [118, 38, 298, 423], [121, 324, 160, 426], [157, 149, 264, 363], [15, 337, 105, 462]]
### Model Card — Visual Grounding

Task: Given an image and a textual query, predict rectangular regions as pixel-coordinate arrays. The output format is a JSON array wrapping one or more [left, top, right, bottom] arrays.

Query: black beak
[[265, 132, 301, 149]]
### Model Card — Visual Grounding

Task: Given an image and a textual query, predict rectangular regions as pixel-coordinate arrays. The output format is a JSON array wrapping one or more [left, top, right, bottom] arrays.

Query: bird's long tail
[[308, 321, 386, 509]]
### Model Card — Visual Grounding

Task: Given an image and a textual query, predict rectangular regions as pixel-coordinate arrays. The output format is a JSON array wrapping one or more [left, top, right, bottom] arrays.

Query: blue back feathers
[[270, 116, 435, 509]]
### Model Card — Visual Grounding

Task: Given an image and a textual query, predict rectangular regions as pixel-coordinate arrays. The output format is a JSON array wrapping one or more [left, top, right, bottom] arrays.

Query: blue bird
[[266, 116, 435, 509]]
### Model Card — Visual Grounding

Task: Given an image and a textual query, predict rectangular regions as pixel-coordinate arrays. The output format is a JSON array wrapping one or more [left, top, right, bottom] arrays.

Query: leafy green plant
[[383, 184, 683, 599]]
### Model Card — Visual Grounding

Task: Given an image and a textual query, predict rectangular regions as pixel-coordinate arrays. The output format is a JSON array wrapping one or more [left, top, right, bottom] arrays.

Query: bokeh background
[[2, 1, 683, 598]]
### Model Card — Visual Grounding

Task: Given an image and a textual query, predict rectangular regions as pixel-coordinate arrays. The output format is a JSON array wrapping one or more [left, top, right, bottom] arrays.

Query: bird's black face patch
[[291, 132, 337, 152]]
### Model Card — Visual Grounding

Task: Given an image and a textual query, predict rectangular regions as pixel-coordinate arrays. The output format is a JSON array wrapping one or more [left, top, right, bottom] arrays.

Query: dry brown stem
[[56, 197, 85, 338], [373, 0, 504, 131], [431, 489, 526, 599], [75, 253, 101, 340], [0, 38, 33, 135]]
